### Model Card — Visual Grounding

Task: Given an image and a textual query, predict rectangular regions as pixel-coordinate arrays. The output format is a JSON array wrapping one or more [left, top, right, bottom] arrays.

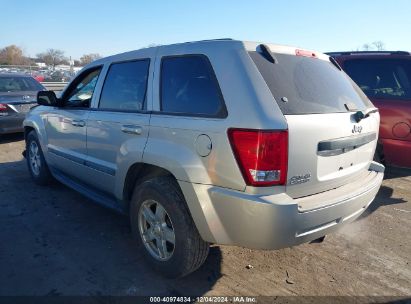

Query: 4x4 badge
[[289, 173, 311, 185], [352, 125, 363, 134]]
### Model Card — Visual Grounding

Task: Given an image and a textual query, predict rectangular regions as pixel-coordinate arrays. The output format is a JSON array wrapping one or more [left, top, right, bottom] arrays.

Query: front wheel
[[26, 130, 53, 185], [130, 176, 209, 278]]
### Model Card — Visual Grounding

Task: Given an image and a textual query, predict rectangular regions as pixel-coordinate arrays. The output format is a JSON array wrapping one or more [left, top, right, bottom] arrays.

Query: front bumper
[[179, 162, 384, 249], [0, 114, 25, 134]]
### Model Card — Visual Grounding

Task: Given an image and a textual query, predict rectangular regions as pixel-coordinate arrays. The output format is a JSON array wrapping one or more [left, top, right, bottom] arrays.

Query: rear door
[[144, 49, 234, 189], [249, 48, 379, 198], [86, 57, 152, 195]]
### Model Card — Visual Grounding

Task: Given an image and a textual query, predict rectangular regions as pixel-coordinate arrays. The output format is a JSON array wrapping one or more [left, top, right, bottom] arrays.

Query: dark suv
[[328, 51, 411, 168]]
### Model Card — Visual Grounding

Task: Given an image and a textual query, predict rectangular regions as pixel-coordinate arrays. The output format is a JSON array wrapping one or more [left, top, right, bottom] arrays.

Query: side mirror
[[37, 91, 59, 106]]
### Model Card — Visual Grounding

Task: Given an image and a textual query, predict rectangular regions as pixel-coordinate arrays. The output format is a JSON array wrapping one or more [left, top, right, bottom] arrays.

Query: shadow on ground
[[384, 165, 411, 180], [0, 133, 24, 144], [359, 185, 407, 219], [0, 159, 222, 296]]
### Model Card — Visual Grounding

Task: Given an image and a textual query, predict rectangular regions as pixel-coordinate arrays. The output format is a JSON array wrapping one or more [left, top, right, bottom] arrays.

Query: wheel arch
[[24, 126, 35, 140], [123, 162, 175, 203], [23, 117, 48, 152], [121, 162, 216, 243]]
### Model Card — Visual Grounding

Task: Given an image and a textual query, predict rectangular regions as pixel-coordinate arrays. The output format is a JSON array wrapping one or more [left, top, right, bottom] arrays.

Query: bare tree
[[0, 45, 32, 65], [145, 43, 161, 48], [37, 49, 67, 69], [362, 43, 372, 51], [360, 41, 386, 52], [80, 53, 101, 66], [73, 59, 82, 67], [372, 41, 385, 51]]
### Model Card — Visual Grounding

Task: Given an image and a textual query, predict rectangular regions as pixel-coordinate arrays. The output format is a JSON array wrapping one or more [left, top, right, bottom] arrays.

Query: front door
[[45, 67, 102, 181]]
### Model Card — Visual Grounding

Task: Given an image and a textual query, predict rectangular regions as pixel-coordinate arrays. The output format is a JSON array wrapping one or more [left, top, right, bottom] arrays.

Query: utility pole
[[69, 56, 74, 75]]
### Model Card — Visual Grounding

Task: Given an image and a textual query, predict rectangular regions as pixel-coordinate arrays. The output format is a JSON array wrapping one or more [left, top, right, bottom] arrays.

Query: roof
[[87, 38, 331, 70], [326, 51, 411, 57], [0, 73, 33, 78]]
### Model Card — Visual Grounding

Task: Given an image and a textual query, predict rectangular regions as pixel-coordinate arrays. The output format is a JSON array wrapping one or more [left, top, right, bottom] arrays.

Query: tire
[[373, 143, 385, 164], [26, 130, 53, 185], [130, 176, 209, 278]]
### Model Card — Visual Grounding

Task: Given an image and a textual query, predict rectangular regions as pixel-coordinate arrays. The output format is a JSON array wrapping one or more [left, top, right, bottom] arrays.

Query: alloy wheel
[[28, 141, 41, 176], [138, 199, 175, 261]]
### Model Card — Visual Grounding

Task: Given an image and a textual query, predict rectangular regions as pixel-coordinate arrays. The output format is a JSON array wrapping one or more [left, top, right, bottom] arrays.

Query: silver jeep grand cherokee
[[23, 39, 384, 277]]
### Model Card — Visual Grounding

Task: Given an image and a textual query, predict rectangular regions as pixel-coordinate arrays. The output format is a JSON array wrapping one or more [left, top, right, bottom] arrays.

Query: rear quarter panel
[[144, 41, 288, 191], [373, 99, 411, 167], [335, 55, 411, 168]]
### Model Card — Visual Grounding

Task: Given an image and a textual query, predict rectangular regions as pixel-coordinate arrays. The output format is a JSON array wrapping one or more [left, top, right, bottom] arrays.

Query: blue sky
[[1, 0, 410, 59]]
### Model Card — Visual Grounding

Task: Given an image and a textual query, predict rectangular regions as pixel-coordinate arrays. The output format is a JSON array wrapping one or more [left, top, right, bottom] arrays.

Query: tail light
[[0, 104, 8, 115], [228, 129, 288, 186]]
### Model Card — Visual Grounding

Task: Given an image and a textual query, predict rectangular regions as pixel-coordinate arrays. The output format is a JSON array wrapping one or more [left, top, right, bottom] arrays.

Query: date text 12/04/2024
[[149, 296, 257, 303]]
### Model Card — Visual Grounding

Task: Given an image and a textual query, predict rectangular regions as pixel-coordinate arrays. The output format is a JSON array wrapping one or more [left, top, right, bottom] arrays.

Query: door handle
[[71, 120, 86, 127], [121, 125, 142, 135]]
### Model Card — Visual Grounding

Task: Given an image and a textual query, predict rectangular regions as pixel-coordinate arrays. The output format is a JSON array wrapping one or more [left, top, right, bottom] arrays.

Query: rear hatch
[[249, 46, 379, 198]]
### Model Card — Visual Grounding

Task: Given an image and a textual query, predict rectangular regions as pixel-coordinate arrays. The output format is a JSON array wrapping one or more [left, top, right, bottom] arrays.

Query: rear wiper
[[354, 108, 379, 122]]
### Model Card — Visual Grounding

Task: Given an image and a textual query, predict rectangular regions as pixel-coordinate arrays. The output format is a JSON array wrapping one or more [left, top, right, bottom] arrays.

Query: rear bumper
[[180, 162, 384, 249], [0, 114, 25, 134], [381, 138, 411, 168]]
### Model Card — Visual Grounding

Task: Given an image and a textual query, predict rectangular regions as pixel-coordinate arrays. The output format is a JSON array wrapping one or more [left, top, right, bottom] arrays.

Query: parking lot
[[0, 133, 410, 298]]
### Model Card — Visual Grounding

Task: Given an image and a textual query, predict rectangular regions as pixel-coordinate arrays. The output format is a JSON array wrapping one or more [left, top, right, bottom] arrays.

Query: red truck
[[328, 51, 411, 168]]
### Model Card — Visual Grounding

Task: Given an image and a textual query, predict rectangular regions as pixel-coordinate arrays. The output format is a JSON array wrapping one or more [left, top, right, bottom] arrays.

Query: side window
[[99, 59, 150, 111], [64, 67, 102, 108], [160, 55, 226, 117]]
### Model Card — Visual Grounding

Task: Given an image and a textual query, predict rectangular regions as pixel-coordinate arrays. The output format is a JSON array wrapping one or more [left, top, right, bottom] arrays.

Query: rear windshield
[[249, 51, 372, 114], [343, 58, 411, 100], [0, 76, 44, 92]]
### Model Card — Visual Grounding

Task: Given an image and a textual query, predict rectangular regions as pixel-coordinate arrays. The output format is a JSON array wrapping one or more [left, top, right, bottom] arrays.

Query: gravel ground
[[0, 133, 410, 299]]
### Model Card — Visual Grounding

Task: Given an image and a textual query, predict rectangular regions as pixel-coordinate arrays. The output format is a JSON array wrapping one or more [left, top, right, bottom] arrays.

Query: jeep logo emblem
[[352, 125, 363, 134]]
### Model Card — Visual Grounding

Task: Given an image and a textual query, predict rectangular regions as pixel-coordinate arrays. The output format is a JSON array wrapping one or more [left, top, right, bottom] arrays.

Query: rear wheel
[[138, 199, 176, 261], [26, 131, 53, 185], [130, 176, 209, 278]]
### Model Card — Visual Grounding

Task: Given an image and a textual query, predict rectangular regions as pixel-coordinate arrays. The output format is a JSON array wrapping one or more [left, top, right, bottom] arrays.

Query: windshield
[[249, 51, 372, 114], [343, 58, 411, 100], [0, 76, 44, 93]]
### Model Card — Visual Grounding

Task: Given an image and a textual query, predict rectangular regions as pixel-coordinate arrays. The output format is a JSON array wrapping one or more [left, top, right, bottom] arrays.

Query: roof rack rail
[[193, 38, 234, 42], [326, 51, 410, 56]]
